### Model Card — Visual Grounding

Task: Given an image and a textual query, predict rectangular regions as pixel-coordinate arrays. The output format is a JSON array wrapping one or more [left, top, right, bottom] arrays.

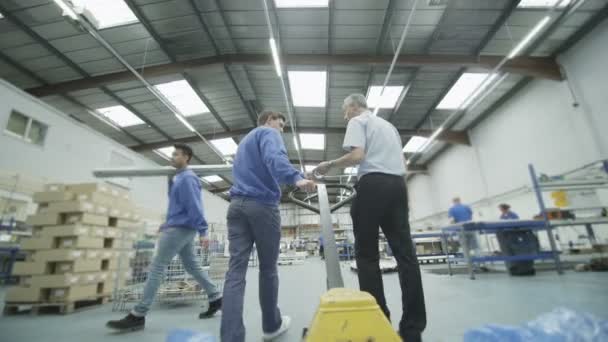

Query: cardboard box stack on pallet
[[4, 183, 140, 314]]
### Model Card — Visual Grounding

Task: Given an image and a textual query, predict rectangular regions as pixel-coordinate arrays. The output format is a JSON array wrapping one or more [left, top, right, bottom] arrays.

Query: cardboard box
[[31, 249, 85, 262], [57, 236, 105, 249], [47, 201, 109, 216], [87, 249, 117, 260], [12, 260, 48, 276], [26, 213, 62, 226], [21, 236, 55, 250], [35, 224, 92, 238], [65, 213, 109, 226], [5, 286, 42, 302], [21, 271, 110, 287], [33, 191, 74, 203], [22, 274, 81, 287], [48, 284, 98, 302], [54, 259, 104, 274], [45, 183, 66, 192], [116, 219, 140, 229], [67, 183, 129, 200]]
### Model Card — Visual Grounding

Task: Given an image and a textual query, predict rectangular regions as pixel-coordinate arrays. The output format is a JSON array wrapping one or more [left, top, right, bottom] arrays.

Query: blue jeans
[[220, 197, 283, 342], [132, 227, 221, 316]]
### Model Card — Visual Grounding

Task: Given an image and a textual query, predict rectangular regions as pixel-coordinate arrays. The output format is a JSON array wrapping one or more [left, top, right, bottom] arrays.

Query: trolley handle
[[288, 183, 356, 214]]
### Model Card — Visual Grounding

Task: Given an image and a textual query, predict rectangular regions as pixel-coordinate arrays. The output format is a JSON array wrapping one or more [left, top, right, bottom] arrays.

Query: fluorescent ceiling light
[[367, 86, 404, 109], [211, 138, 239, 156], [156, 147, 173, 159], [403, 136, 429, 153], [275, 0, 329, 8], [269, 38, 282, 78], [203, 175, 223, 183], [299, 133, 325, 150], [0, 12, 4, 19], [53, 0, 78, 20], [344, 167, 358, 175], [287, 71, 327, 107], [96, 105, 144, 127], [71, 0, 138, 29], [507, 15, 551, 59], [436, 73, 494, 110], [155, 80, 209, 117], [518, 0, 571, 7]]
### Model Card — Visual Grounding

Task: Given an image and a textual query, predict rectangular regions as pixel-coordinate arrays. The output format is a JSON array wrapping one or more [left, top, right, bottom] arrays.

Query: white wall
[[406, 19, 608, 245], [0, 79, 229, 225]]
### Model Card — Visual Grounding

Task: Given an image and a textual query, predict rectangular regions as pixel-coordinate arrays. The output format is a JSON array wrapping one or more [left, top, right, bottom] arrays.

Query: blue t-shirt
[[163, 168, 208, 235], [448, 204, 473, 223], [230, 127, 304, 205], [500, 211, 520, 220]]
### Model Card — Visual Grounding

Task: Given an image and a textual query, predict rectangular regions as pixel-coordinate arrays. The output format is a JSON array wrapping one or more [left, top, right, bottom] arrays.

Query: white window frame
[[4, 110, 48, 147]]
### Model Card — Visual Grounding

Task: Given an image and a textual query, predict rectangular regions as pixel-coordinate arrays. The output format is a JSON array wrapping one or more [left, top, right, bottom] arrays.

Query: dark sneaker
[[399, 331, 422, 342], [106, 313, 145, 331], [199, 297, 222, 319]]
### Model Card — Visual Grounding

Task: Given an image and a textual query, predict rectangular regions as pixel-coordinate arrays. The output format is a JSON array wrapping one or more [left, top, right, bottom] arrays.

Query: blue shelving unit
[[440, 219, 561, 279]]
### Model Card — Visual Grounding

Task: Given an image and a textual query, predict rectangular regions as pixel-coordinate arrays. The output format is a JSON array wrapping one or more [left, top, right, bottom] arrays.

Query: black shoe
[[199, 297, 222, 319], [399, 331, 422, 342], [106, 313, 145, 331]]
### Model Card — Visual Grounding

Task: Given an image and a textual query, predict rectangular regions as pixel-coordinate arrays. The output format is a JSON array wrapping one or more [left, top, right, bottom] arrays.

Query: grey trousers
[[132, 227, 221, 316], [220, 197, 283, 342]]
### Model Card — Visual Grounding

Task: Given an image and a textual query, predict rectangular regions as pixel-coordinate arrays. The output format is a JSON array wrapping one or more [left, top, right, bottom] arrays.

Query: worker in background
[[319, 235, 324, 260], [448, 197, 478, 252], [315, 94, 426, 342], [222, 111, 316, 342], [448, 197, 473, 223], [106, 144, 221, 332], [499, 203, 520, 220]]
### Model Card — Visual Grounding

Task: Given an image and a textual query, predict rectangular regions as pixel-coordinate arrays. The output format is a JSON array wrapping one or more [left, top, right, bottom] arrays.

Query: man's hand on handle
[[296, 179, 317, 193], [315, 161, 332, 175]]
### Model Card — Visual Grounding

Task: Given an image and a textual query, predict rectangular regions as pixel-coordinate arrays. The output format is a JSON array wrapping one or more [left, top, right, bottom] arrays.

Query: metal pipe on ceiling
[[261, 0, 305, 170], [371, 0, 420, 116], [408, 0, 586, 166], [52, 0, 231, 164]]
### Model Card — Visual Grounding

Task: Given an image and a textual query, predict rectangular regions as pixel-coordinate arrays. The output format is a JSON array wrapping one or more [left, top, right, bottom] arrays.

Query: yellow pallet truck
[[289, 178, 402, 342]]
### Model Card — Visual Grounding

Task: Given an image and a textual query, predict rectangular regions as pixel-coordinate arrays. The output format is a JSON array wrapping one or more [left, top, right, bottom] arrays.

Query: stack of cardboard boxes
[[5, 183, 140, 309]]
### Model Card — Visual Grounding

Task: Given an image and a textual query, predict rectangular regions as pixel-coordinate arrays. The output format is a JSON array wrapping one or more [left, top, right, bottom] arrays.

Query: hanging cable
[[53, 0, 231, 164], [261, 0, 305, 170]]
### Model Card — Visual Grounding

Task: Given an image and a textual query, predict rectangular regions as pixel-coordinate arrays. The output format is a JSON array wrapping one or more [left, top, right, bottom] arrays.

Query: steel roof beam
[[130, 126, 469, 152], [24, 53, 562, 97]]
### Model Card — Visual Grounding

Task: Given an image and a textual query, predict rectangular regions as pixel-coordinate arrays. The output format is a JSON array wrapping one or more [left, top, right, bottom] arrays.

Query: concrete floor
[[1, 258, 607, 342]]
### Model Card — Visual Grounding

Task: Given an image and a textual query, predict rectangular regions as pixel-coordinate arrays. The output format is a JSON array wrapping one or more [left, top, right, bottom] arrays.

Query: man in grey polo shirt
[[315, 94, 426, 342]]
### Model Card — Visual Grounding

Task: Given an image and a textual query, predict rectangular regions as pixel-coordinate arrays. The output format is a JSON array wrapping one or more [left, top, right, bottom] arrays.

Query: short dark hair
[[257, 110, 286, 126], [174, 143, 193, 163], [499, 203, 510, 211]]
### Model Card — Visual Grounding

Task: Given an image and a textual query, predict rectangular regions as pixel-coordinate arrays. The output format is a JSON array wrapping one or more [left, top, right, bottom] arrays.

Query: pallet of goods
[[3, 182, 140, 315]]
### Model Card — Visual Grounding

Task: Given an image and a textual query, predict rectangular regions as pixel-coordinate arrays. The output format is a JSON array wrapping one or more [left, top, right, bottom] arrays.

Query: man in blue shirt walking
[[107, 144, 221, 331], [221, 111, 316, 342], [499, 203, 520, 220], [448, 197, 473, 223], [448, 197, 480, 259]]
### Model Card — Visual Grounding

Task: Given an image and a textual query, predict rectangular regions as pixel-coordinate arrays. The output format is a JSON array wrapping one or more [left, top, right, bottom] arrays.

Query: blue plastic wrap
[[166, 329, 217, 342], [464, 308, 608, 342]]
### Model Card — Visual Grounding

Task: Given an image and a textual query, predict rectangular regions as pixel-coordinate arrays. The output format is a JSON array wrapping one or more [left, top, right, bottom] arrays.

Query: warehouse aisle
[[1, 259, 607, 342]]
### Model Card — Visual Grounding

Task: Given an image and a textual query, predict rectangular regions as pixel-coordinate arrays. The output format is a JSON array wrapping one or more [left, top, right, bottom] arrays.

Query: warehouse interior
[[0, 0, 607, 341]]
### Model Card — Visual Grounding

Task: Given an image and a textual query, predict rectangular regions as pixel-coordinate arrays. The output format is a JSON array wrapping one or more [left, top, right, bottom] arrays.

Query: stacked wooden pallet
[[4, 183, 140, 315]]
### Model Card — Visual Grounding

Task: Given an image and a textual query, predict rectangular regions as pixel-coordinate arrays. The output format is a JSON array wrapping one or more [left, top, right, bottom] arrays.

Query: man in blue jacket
[[107, 144, 221, 331], [221, 111, 316, 342]]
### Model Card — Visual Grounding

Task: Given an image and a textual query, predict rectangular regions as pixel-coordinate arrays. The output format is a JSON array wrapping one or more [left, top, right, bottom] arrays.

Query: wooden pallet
[[3, 295, 110, 316]]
